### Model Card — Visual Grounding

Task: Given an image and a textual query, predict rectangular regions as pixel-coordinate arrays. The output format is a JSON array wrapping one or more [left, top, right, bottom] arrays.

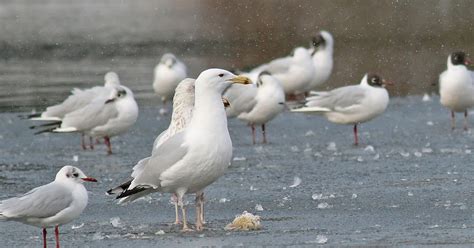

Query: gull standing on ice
[[248, 47, 315, 98], [225, 71, 285, 144], [32, 85, 139, 155], [292, 73, 390, 145], [153, 53, 187, 114], [0, 166, 97, 248], [26, 71, 122, 149], [108, 78, 196, 225], [109, 69, 251, 231], [304, 30, 334, 91], [439, 51, 474, 130]]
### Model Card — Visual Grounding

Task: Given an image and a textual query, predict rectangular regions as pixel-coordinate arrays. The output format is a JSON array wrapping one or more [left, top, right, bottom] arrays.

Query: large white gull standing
[[0, 166, 96, 248], [110, 69, 251, 231]]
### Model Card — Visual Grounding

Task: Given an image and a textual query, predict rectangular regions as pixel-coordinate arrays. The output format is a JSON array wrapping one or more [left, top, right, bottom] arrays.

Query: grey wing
[[223, 84, 258, 118], [306, 86, 367, 111], [0, 183, 73, 219], [131, 157, 151, 178], [60, 98, 119, 131], [131, 131, 189, 189]]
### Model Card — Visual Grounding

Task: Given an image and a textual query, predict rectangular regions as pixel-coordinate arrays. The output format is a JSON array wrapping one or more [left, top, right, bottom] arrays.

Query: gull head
[[104, 71, 120, 87], [105, 86, 131, 104], [311, 31, 333, 54], [55, 165, 97, 184], [450, 51, 471, 66], [256, 71, 272, 88], [160, 53, 177, 68], [364, 73, 391, 88], [196, 68, 252, 94]]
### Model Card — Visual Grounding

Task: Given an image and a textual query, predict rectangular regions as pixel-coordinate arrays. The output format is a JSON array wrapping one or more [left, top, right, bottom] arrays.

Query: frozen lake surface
[[0, 95, 473, 247]]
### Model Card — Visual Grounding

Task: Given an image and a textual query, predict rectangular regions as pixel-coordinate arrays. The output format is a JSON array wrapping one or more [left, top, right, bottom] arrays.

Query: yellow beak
[[227, 75, 252, 85]]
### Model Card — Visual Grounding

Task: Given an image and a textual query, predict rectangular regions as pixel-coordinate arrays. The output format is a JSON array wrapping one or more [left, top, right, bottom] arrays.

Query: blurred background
[[0, 0, 473, 111]]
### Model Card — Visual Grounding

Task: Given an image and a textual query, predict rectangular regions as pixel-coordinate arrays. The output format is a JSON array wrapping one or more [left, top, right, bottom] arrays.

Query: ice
[[110, 217, 122, 228], [315, 234, 328, 244], [372, 153, 380, 160], [426, 121, 434, 126], [356, 156, 364, 162], [408, 191, 413, 196], [233, 157, 247, 161], [326, 142, 337, 151], [305, 130, 315, 136], [159, 108, 168, 115], [72, 155, 79, 162], [249, 185, 258, 191], [92, 232, 105, 241], [289, 176, 302, 188], [317, 202, 331, 209], [255, 204, 264, 211], [71, 223, 84, 229], [465, 149, 471, 154], [219, 198, 230, 203], [364, 145, 375, 153], [155, 230, 165, 235], [290, 146, 299, 152], [422, 148, 433, 153], [414, 151, 422, 157], [351, 193, 358, 199], [399, 151, 410, 157], [313, 152, 323, 158], [312, 193, 325, 200], [422, 93, 431, 102], [440, 148, 463, 154]]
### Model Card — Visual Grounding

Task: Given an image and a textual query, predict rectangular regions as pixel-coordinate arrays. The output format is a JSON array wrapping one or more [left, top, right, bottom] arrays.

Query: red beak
[[82, 177, 98, 182], [465, 58, 472, 65], [382, 79, 394, 86]]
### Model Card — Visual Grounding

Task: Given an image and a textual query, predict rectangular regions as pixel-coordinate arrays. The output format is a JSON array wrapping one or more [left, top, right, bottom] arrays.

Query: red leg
[[353, 124, 359, 146], [261, 124, 267, 144], [54, 226, 60, 248], [451, 111, 455, 130], [43, 228, 47, 248], [464, 110, 468, 131], [81, 134, 86, 150], [89, 136, 94, 150], [251, 124, 256, 145], [104, 136, 112, 155]]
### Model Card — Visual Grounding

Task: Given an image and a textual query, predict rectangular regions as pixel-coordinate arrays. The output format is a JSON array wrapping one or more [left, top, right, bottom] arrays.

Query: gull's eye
[[218, 73, 224, 77], [73, 173, 79, 177]]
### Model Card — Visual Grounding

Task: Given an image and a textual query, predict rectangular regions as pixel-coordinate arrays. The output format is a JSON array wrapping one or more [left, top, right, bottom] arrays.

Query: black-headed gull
[[439, 51, 474, 130], [292, 73, 390, 145], [32, 85, 139, 155], [153, 53, 187, 114], [225, 71, 285, 144], [26, 71, 122, 149], [0, 166, 96, 248], [305, 30, 334, 91], [109, 69, 251, 231], [247, 47, 315, 98]]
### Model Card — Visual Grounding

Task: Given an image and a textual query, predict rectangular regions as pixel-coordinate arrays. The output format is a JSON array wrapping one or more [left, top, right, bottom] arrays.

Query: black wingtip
[[106, 180, 132, 195], [116, 187, 147, 199]]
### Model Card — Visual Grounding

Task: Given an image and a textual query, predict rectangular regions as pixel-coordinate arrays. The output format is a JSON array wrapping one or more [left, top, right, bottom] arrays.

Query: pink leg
[[104, 136, 112, 155], [81, 134, 86, 150], [261, 124, 267, 144], [95, 138, 101, 144], [54, 226, 60, 248], [451, 111, 455, 130], [172, 193, 181, 225], [89, 136, 94, 150], [43, 228, 47, 248], [353, 124, 359, 146], [464, 110, 468, 131], [251, 124, 256, 145]]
